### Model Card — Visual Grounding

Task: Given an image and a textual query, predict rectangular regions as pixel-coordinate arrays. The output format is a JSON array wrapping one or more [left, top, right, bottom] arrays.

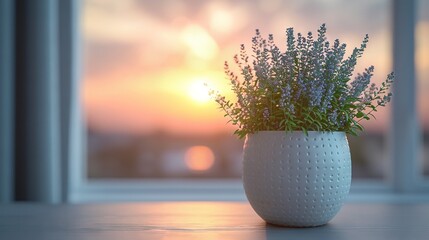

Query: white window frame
[[68, 0, 429, 203]]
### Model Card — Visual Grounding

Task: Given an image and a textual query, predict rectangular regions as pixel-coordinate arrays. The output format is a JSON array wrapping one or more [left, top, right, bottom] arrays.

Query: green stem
[[356, 103, 380, 123]]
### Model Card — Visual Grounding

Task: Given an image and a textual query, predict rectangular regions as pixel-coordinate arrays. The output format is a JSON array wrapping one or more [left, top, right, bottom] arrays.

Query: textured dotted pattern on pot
[[243, 131, 352, 227]]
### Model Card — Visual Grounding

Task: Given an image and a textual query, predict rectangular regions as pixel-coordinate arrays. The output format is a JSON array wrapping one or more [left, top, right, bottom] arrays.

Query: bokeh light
[[185, 146, 215, 171]]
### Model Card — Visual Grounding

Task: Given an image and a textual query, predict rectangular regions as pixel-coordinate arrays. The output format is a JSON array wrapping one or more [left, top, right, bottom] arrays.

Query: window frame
[[68, 0, 429, 203]]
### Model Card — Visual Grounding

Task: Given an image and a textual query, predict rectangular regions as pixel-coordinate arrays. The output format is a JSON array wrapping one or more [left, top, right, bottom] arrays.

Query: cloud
[[83, 0, 399, 78], [84, 40, 140, 78]]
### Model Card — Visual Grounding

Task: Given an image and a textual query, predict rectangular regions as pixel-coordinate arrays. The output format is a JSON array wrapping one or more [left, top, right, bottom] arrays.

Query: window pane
[[417, 0, 429, 176], [82, 0, 391, 179]]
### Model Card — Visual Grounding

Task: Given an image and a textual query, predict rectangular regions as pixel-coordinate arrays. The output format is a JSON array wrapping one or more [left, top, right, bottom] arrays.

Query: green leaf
[[344, 112, 350, 122], [356, 111, 364, 118], [301, 127, 308, 136], [355, 123, 364, 131], [349, 128, 358, 136]]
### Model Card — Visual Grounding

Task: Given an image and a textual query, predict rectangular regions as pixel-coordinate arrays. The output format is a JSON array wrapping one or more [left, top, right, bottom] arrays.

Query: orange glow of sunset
[[158, 202, 261, 239], [82, 0, 429, 136], [185, 146, 215, 171]]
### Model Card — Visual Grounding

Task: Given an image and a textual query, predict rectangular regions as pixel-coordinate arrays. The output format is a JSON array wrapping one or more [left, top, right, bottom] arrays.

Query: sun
[[188, 80, 211, 103]]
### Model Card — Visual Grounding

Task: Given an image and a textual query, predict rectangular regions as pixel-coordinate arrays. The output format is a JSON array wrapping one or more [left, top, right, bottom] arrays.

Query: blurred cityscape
[[87, 129, 429, 179]]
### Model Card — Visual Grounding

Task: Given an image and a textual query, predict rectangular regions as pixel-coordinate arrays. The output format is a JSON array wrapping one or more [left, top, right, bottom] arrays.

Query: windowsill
[[70, 179, 429, 203], [3, 202, 429, 240]]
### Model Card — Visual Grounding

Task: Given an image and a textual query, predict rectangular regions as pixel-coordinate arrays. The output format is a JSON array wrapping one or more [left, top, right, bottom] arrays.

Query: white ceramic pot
[[243, 131, 351, 227]]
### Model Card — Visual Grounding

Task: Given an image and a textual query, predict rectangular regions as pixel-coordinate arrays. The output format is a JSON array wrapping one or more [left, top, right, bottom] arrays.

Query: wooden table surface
[[1, 202, 429, 240]]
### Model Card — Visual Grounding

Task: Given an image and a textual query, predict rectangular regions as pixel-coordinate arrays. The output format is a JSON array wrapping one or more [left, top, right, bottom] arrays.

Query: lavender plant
[[211, 24, 394, 139]]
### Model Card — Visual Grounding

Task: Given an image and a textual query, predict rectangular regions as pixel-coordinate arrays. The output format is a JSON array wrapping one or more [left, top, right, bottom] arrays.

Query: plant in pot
[[210, 24, 394, 227]]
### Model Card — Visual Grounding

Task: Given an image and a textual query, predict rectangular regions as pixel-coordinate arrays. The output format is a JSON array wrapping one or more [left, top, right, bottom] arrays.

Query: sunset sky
[[82, 0, 429, 135]]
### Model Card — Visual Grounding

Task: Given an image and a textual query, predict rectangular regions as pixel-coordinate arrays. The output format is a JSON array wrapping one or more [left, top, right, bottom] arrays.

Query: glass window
[[417, 0, 429, 176], [82, 0, 392, 180]]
